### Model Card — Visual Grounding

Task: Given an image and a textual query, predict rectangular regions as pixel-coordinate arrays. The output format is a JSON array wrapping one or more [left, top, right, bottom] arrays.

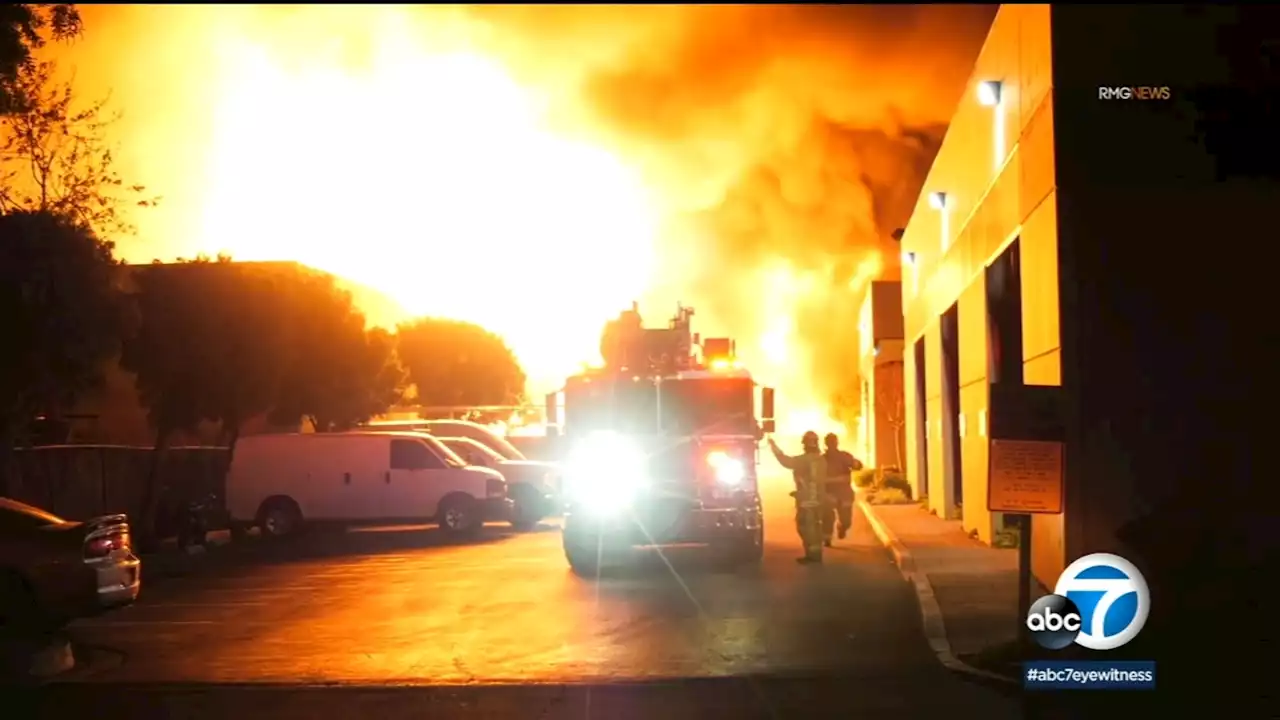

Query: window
[[390, 439, 443, 470], [565, 377, 659, 434], [422, 421, 524, 460], [661, 378, 755, 435]]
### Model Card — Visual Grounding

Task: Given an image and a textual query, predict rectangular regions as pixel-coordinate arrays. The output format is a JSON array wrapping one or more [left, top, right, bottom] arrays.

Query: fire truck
[[545, 303, 777, 575]]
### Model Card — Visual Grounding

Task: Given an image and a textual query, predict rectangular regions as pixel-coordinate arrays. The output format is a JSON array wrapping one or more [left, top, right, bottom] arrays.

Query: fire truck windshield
[[564, 376, 754, 436], [565, 378, 659, 434], [659, 378, 755, 435]]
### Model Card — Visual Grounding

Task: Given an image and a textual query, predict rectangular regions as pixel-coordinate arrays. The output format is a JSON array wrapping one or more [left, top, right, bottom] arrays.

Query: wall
[[1048, 6, 1276, 586], [899, 5, 1061, 570], [872, 350, 907, 472], [858, 281, 906, 470], [5, 446, 227, 525], [869, 282, 905, 341]]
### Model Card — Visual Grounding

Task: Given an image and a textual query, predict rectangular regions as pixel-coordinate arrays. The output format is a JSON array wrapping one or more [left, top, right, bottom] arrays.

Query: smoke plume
[[474, 5, 995, 421], [43, 5, 995, 424]]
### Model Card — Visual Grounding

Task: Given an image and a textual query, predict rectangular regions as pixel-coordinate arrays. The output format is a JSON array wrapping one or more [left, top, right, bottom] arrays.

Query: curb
[[857, 500, 1017, 686]]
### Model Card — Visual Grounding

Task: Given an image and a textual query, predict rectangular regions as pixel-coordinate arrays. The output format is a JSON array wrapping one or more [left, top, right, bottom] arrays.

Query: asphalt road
[[28, 471, 1019, 718]]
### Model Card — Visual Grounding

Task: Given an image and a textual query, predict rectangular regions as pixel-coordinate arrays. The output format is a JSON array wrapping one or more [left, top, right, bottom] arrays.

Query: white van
[[361, 419, 562, 524], [226, 432, 512, 538]]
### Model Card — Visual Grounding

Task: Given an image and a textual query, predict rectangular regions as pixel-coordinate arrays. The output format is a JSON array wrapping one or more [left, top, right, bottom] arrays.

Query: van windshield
[[424, 422, 525, 461], [420, 435, 468, 469]]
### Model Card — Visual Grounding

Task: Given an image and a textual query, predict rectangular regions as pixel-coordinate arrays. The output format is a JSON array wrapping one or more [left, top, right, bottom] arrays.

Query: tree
[[121, 258, 290, 546], [0, 209, 124, 495], [875, 361, 906, 471], [0, 59, 157, 237], [0, 4, 81, 111], [268, 270, 406, 432], [396, 317, 526, 410]]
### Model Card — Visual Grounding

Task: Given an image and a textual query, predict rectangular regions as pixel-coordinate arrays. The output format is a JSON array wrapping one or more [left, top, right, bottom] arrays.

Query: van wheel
[[259, 499, 302, 538], [439, 495, 480, 535]]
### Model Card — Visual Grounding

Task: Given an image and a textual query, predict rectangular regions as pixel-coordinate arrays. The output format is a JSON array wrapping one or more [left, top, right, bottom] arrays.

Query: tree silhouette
[[0, 4, 81, 112], [268, 270, 406, 432], [875, 361, 906, 471], [396, 317, 526, 410], [0, 59, 157, 237], [122, 258, 290, 546], [0, 210, 125, 495]]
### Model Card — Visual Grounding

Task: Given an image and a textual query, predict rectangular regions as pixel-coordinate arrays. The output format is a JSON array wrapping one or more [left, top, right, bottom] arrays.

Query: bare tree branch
[[875, 360, 906, 470], [0, 60, 157, 238]]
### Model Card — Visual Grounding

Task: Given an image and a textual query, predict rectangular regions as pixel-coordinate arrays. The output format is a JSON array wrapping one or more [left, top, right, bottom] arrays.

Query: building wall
[[904, 4, 1274, 588], [858, 282, 907, 471], [871, 348, 906, 471], [1047, 6, 1276, 588], [900, 4, 1060, 565]]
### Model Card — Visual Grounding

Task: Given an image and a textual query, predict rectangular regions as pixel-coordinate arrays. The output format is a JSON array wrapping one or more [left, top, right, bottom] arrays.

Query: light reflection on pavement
[[55, 470, 1016, 717]]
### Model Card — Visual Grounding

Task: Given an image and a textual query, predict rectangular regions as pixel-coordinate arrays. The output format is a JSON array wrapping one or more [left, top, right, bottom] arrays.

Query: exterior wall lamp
[[977, 80, 1002, 107], [929, 191, 951, 253], [977, 79, 1006, 170]]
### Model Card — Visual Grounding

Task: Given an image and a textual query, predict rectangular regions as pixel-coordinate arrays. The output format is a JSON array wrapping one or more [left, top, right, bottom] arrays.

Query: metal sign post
[[986, 383, 1065, 649]]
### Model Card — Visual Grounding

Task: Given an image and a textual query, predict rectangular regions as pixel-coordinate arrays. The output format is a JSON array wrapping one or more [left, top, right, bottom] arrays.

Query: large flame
[[43, 5, 992, 429]]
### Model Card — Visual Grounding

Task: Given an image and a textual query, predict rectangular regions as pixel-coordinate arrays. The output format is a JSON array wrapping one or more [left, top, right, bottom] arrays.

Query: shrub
[[878, 470, 911, 498], [871, 487, 912, 505], [852, 469, 877, 488]]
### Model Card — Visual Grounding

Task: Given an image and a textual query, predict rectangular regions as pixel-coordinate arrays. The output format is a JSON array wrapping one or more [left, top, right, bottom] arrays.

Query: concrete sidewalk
[[857, 498, 1023, 681]]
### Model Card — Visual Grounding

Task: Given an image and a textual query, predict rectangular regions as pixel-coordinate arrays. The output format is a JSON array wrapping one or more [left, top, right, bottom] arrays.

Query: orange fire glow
[[39, 5, 991, 429]]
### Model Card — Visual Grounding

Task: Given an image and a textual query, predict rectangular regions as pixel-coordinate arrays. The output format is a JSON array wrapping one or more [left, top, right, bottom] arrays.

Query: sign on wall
[[988, 439, 1064, 514]]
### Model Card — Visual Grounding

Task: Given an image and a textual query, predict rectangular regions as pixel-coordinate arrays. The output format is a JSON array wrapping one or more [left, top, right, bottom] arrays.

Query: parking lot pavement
[[44, 473, 1018, 717]]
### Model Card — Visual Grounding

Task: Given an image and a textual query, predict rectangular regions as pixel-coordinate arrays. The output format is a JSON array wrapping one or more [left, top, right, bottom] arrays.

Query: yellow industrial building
[[900, 3, 1060, 573], [897, 4, 1270, 587]]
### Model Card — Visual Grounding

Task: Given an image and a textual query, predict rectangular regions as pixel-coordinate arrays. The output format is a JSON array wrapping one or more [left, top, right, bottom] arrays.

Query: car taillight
[[486, 477, 507, 498], [85, 530, 130, 559]]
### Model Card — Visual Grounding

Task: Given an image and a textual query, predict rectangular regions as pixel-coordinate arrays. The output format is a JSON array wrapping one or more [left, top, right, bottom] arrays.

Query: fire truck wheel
[[564, 540, 600, 576], [731, 528, 764, 565]]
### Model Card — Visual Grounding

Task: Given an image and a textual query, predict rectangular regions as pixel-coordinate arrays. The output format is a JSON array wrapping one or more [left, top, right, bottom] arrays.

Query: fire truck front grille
[[647, 441, 696, 486]]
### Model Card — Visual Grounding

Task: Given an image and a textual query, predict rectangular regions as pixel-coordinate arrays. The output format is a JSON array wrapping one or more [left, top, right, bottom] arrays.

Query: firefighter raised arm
[[769, 432, 828, 564], [767, 436, 802, 470]]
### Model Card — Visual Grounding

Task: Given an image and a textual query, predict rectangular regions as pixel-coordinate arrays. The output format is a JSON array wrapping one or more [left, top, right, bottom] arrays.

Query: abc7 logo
[[1026, 595, 1084, 649], [1027, 553, 1150, 651]]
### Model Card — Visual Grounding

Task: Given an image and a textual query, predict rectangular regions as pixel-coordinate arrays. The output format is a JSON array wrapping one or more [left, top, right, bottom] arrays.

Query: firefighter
[[768, 431, 828, 564], [822, 433, 862, 544]]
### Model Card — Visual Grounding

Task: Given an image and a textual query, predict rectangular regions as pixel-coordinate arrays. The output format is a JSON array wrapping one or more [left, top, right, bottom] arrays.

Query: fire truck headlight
[[715, 459, 745, 485], [565, 432, 647, 514], [707, 451, 745, 486]]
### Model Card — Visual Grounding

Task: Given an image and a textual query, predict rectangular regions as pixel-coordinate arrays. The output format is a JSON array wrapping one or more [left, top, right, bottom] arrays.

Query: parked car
[[0, 498, 140, 634], [438, 436, 559, 530], [226, 432, 513, 538]]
